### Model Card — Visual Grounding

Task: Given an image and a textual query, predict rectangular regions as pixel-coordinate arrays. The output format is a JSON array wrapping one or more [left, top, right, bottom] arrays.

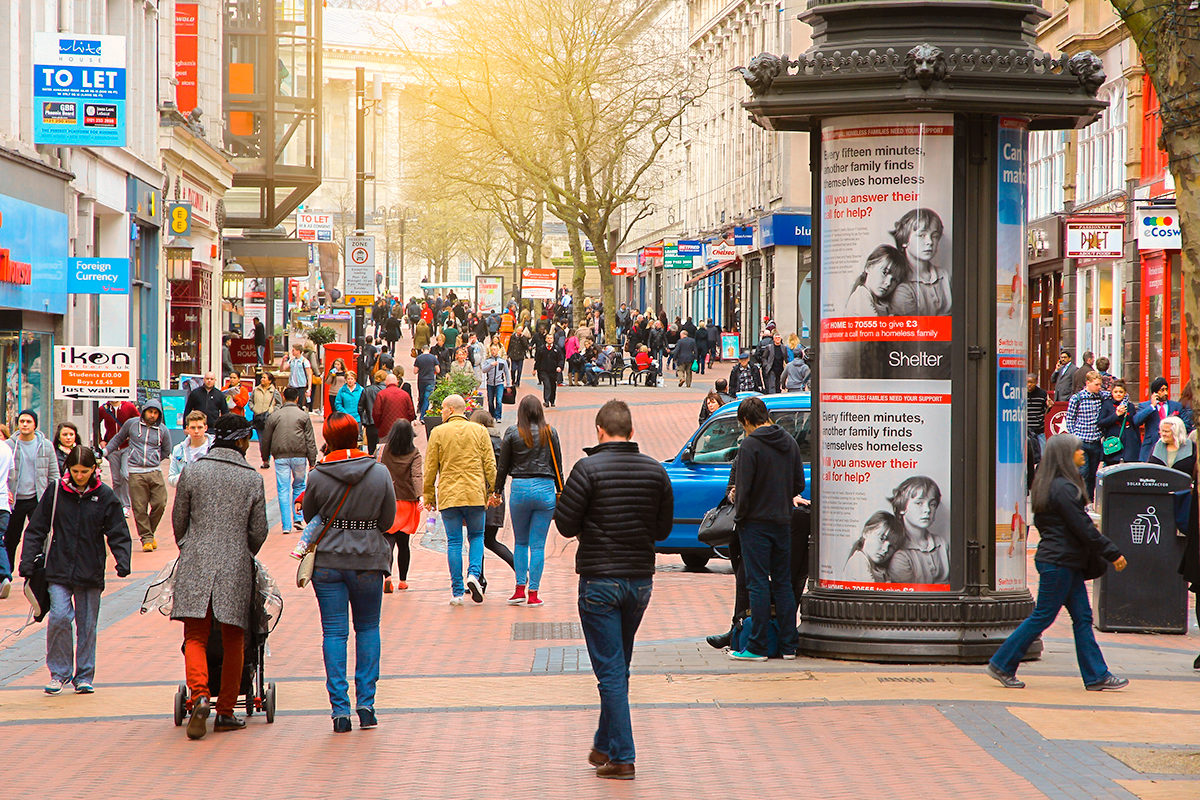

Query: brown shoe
[[384, 579, 394, 594], [142, 541, 155, 553], [587, 748, 609, 768], [596, 762, 635, 780]]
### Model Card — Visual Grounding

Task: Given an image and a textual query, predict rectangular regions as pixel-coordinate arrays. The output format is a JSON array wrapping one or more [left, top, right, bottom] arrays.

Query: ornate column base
[[798, 590, 1041, 664]]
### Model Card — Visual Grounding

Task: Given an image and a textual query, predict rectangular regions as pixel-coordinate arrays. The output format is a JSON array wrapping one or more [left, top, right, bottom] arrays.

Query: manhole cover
[[877, 676, 936, 683], [512, 622, 584, 641]]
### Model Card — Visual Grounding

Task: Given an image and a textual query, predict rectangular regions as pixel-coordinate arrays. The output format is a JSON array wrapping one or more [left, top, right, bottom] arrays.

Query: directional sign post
[[344, 234, 376, 305]]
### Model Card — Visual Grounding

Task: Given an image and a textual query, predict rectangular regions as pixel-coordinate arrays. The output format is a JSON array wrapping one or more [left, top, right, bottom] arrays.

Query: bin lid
[[1097, 463, 1192, 493]]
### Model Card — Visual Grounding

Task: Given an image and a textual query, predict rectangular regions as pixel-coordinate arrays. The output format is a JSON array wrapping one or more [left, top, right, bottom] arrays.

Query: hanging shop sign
[[67, 257, 130, 294], [33, 33, 127, 146], [733, 226, 754, 246], [759, 213, 813, 248], [1136, 206, 1181, 251], [1065, 221, 1123, 259], [708, 241, 737, 262], [54, 345, 136, 400]]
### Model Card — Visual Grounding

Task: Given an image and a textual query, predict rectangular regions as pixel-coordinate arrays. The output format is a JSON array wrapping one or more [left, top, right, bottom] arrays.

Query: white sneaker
[[449, 595, 464, 606], [0, 578, 10, 599], [466, 575, 484, 604], [44, 678, 65, 695]]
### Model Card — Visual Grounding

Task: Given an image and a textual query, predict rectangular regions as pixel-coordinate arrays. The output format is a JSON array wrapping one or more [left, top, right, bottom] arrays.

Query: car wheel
[[681, 551, 711, 570]]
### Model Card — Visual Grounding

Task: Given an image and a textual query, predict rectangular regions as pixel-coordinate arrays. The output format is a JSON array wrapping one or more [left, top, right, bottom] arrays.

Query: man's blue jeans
[[417, 382, 434, 419], [487, 384, 505, 421], [578, 576, 652, 764], [274, 457, 307, 532], [1079, 439, 1103, 501], [441, 505, 485, 596], [991, 561, 1109, 685], [510, 478, 556, 591], [46, 584, 102, 685], [739, 521, 800, 656], [311, 567, 384, 718], [0, 510, 11, 580]]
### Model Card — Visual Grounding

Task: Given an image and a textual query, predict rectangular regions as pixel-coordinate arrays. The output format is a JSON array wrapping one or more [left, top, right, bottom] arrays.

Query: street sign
[[344, 295, 374, 306], [344, 234, 375, 297], [67, 257, 130, 294], [54, 345, 136, 400], [296, 212, 333, 242], [521, 267, 557, 301]]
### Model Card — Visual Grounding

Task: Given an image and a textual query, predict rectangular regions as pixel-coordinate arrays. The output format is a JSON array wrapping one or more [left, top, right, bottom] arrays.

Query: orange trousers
[[182, 613, 245, 716]]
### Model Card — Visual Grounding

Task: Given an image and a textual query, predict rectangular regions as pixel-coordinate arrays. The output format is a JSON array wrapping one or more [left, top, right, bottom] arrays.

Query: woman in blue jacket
[[334, 370, 364, 423], [1096, 379, 1141, 464]]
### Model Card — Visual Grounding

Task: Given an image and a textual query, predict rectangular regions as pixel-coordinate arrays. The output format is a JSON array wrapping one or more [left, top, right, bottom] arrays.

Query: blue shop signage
[[68, 257, 130, 294], [0, 193, 68, 314], [759, 213, 812, 248], [733, 226, 754, 246]]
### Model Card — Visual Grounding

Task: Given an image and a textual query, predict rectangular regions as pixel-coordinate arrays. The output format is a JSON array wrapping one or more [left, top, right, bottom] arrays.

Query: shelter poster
[[475, 276, 503, 314], [817, 114, 955, 592], [994, 118, 1029, 592]]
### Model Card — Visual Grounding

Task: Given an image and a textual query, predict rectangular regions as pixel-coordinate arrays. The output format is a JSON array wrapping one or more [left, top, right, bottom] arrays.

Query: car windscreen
[[689, 410, 812, 464]]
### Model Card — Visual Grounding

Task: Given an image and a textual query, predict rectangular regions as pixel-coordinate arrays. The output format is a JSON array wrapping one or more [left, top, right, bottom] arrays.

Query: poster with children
[[817, 113, 956, 592]]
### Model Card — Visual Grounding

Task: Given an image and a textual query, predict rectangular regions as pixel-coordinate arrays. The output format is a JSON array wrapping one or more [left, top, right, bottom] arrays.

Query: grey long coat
[[171, 447, 269, 629]]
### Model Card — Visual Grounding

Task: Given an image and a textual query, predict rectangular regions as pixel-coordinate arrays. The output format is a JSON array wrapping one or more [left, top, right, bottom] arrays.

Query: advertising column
[[995, 118, 1029, 591], [817, 113, 955, 592]]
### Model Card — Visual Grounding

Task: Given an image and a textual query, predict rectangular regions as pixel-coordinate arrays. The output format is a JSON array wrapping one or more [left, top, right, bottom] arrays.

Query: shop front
[[1065, 213, 1124, 383], [169, 265, 212, 383], [128, 178, 162, 384], [0, 155, 70, 427], [1027, 215, 1064, 390]]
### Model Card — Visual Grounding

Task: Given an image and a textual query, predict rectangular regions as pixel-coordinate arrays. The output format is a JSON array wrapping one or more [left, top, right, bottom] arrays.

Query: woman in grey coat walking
[[171, 415, 269, 740]]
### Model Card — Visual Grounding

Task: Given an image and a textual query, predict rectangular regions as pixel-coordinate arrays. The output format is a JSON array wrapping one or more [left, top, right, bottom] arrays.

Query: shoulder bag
[[24, 485, 59, 622], [296, 484, 353, 588], [548, 429, 564, 497], [1102, 415, 1127, 457], [697, 495, 736, 547]]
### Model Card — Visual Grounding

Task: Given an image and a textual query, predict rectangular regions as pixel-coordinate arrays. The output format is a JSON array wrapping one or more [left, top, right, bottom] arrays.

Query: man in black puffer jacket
[[554, 400, 672, 781]]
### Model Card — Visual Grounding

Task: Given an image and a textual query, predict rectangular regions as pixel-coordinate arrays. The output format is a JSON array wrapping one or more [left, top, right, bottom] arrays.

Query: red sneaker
[[526, 590, 543, 608], [507, 585, 526, 605], [396, 580, 408, 591]]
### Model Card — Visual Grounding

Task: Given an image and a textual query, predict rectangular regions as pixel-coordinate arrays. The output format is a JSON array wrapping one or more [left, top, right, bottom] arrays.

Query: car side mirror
[[683, 443, 696, 463]]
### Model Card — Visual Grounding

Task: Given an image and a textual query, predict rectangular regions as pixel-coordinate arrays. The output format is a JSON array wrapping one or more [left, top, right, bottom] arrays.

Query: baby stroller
[[143, 559, 283, 726]]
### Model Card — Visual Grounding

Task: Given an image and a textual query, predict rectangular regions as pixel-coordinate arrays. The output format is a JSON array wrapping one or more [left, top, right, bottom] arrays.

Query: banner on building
[[1136, 206, 1181, 251], [296, 212, 333, 242], [994, 117, 1029, 592], [54, 345, 136, 400], [521, 267, 557, 301], [475, 275, 503, 313], [174, 4, 199, 114], [67, 257, 129, 294], [34, 33, 127, 146], [1065, 221, 1123, 259], [817, 113, 955, 592]]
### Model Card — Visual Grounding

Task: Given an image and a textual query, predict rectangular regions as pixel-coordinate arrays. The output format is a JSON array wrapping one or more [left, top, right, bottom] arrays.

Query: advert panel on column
[[817, 113, 955, 592]]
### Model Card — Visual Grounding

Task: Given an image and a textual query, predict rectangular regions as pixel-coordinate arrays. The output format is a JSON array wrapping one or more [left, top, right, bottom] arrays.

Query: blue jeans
[[417, 382, 434, 418], [441, 505, 485, 596], [509, 478, 556, 591], [311, 567, 384, 718], [578, 576, 653, 764], [1079, 439, 1103, 500], [46, 584, 102, 684], [274, 457, 308, 532], [739, 520, 800, 656], [0, 510, 10, 580], [487, 384, 505, 421], [990, 561, 1109, 685]]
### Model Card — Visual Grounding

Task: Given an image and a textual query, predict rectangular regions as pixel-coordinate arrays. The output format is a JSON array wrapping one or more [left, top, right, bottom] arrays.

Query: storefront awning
[[224, 235, 310, 278], [685, 259, 737, 287]]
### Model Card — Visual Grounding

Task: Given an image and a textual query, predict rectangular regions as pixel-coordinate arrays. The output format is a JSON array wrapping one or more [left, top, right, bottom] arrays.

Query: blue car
[[659, 393, 813, 568]]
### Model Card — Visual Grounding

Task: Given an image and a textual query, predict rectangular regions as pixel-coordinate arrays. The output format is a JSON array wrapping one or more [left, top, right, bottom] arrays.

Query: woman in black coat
[[987, 434, 1128, 691], [534, 333, 564, 408], [20, 447, 131, 695], [1096, 380, 1141, 464]]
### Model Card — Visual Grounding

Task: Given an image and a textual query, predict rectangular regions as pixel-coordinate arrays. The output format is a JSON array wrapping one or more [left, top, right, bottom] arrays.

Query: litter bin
[[1093, 463, 1192, 633]]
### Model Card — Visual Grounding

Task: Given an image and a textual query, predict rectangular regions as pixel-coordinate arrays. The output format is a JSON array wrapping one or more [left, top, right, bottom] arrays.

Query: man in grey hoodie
[[104, 399, 173, 551], [5, 410, 59, 578]]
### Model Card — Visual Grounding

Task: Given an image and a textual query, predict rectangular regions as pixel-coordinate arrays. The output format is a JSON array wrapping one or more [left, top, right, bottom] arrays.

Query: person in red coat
[[373, 374, 416, 438], [98, 399, 138, 511]]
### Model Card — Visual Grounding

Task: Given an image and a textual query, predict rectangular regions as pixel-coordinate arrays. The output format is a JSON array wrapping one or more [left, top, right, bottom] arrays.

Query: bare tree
[[1109, 1, 1200, 385]]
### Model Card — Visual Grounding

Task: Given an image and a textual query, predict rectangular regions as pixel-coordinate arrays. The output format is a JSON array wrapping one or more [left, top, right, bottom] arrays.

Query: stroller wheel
[[265, 682, 277, 723], [173, 684, 187, 727]]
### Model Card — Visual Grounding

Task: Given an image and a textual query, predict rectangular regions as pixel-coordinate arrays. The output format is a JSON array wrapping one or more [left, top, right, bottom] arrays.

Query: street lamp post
[[739, 0, 1106, 663]]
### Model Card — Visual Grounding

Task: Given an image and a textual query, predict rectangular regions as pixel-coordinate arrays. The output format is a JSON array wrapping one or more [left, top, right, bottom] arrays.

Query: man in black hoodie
[[726, 397, 804, 661], [554, 400, 673, 780]]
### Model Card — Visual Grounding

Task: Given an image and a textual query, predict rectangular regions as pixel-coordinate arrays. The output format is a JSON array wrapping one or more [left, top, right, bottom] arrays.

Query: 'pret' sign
[[1065, 221, 1123, 259], [54, 345, 136, 400]]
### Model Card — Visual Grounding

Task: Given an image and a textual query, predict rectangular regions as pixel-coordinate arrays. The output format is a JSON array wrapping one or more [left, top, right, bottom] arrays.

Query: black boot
[[706, 624, 734, 650]]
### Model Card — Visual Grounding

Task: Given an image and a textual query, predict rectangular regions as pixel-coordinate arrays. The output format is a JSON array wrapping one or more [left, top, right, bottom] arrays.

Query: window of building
[[1028, 130, 1067, 220], [1076, 81, 1127, 204], [1141, 79, 1169, 182]]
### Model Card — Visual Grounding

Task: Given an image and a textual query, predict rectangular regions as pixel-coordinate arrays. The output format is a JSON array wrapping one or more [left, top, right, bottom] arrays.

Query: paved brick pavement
[[0, 350, 1198, 799]]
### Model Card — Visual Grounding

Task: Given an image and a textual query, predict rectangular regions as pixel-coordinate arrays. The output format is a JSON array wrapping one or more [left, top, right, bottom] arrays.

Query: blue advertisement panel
[[68, 257, 130, 294], [33, 33, 127, 147], [760, 213, 812, 248], [994, 117, 1029, 592], [0, 193, 68, 314], [733, 226, 754, 246]]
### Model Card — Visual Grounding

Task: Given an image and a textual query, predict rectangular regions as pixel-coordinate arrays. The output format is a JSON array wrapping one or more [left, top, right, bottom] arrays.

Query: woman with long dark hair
[[492, 395, 562, 607], [378, 419, 422, 593], [471, 410, 515, 591], [20, 446, 130, 695], [988, 433, 1129, 691]]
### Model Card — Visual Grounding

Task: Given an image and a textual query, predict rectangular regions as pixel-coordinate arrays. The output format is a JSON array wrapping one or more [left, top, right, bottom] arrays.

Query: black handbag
[[24, 485, 59, 622], [502, 385, 517, 405], [697, 497, 736, 547], [1083, 550, 1110, 581]]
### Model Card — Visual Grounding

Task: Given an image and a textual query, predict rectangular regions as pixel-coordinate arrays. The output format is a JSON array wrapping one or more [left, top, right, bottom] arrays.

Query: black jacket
[[535, 342, 564, 375], [555, 441, 673, 577], [20, 477, 131, 589], [495, 424, 563, 491], [1032, 477, 1122, 572], [1096, 397, 1141, 463], [508, 333, 528, 361], [184, 386, 228, 427], [728, 424, 805, 525], [673, 336, 698, 367], [729, 362, 764, 394]]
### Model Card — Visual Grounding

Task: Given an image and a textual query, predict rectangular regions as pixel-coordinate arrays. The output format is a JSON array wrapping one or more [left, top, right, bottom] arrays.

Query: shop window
[[1076, 82, 1126, 204], [0, 332, 53, 428]]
